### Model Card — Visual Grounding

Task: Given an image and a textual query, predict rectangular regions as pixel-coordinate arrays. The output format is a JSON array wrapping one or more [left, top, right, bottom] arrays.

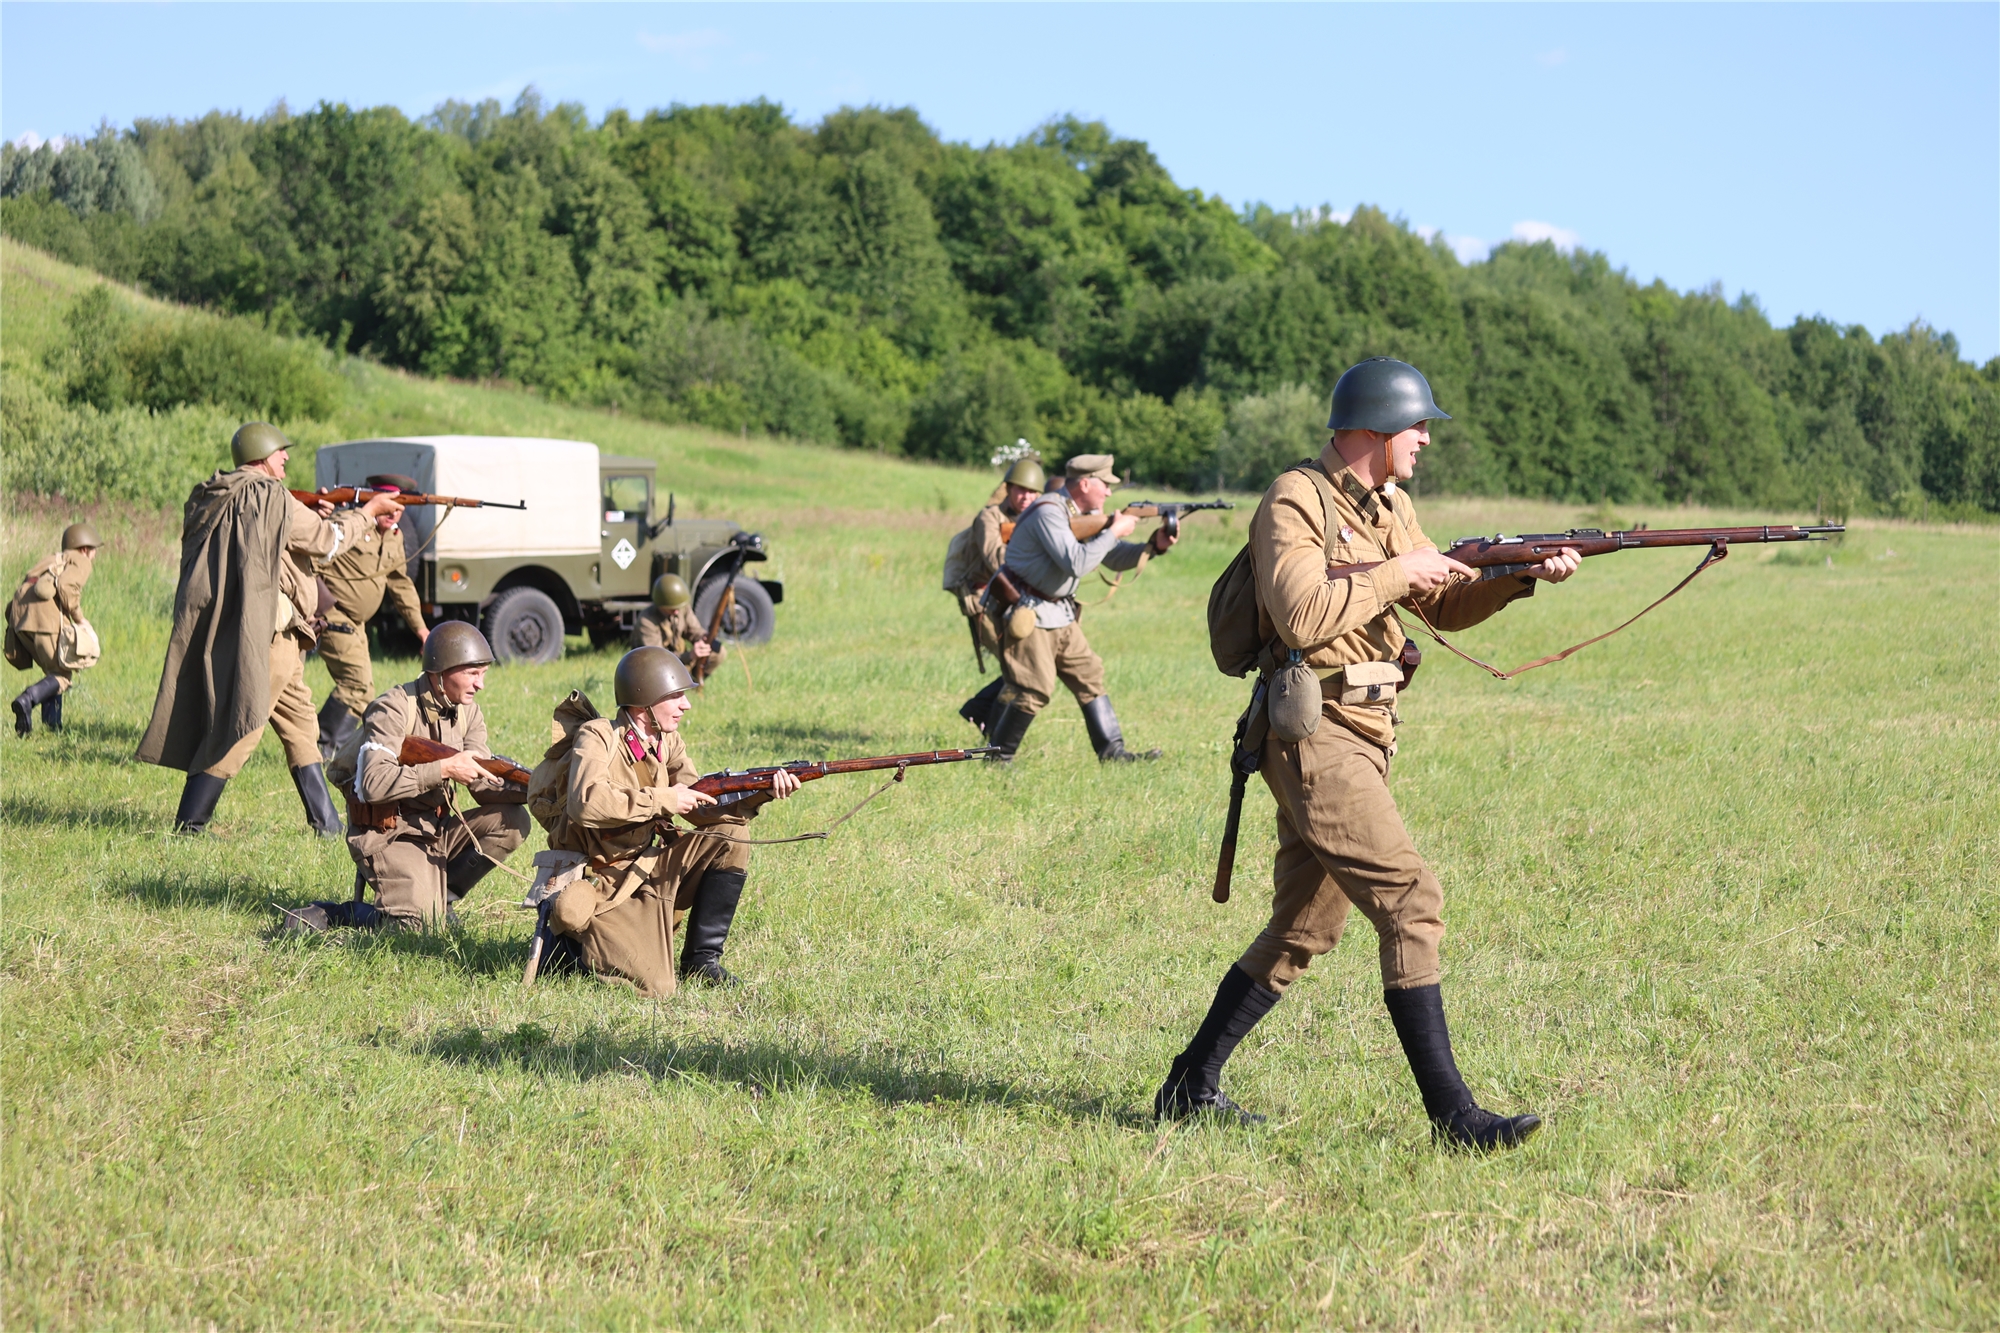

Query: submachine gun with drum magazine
[[1211, 520, 1845, 903], [999, 498, 1233, 544]]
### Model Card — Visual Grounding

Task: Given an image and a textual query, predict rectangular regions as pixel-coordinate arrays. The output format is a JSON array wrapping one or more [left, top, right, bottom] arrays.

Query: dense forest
[[5, 94, 1996, 514]]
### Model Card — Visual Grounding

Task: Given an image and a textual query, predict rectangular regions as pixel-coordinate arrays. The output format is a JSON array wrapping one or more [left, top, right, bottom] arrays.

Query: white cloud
[[10, 132, 68, 152], [637, 28, 728, 69], [1511, 219, 1581, 252], [1445, 234, 1491, 264]]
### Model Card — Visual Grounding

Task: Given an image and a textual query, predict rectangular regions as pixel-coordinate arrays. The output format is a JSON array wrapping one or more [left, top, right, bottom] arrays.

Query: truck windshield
[[604, 475, 649, 518]]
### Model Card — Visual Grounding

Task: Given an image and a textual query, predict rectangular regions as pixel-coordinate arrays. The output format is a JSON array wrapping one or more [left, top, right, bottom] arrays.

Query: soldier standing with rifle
[[982, 454, 1176, 762], [7, 521, 101, 736], [314, 473, 431, 760], [1154, 358, 1580, 1150], [137, 423, 401, 837], [948, 455, 1046, 737], [528, 647, 798, 994], [629, 573, 719, 673], [295, 622, 532, 932]]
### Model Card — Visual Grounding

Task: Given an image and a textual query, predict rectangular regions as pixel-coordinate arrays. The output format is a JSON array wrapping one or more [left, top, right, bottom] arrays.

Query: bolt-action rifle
[[692, 747, 999, 800], [396, 735, 532, 788], [290, 487, 528, 511], [999, 499, 1233, 544]]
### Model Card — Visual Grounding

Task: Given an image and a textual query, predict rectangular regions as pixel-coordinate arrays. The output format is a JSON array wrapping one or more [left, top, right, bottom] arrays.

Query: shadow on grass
[[3, 718, 149, 769], [4, 793, 161, 831], [725, 720, 879, 751], [409, 1018, 1130, 1126]]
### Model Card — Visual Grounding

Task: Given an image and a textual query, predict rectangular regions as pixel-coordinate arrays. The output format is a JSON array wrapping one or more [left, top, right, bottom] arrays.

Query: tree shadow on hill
[[409, 1019, 1132, 1127]]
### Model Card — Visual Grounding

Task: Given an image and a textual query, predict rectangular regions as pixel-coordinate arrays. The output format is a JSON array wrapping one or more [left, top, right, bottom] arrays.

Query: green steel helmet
[[615, 646, 695, 709], [422, 621, 494, 674], [230, 421, 292, 466], [1002, 457, 1047, 491], [651, 573, 692, 610], [1327, 359, 1453, 434], [60, 522, 103, 551]]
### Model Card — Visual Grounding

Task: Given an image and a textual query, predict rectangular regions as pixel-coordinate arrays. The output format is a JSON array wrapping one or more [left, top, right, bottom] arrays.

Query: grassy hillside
[[4, 244, 1997, 1327]]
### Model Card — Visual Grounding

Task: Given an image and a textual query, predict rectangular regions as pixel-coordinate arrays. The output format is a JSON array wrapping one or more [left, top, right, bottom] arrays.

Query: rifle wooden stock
[[692, 747, 998, 798], [1324, 523, 1844, 582], [290, 487, 527, 510], [397, 734, 532, 787], [1213, 765, 1248, 903]]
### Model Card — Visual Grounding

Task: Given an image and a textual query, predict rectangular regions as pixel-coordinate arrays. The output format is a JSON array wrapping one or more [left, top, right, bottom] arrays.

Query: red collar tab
[[623, 728, 649, 764]]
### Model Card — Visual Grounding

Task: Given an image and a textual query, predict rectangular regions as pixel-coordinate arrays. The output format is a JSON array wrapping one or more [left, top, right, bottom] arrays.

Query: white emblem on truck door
[[611, 538, 637, 570]]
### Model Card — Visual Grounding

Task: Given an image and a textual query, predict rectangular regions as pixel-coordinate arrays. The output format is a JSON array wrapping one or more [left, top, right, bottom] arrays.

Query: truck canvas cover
[[314, 436, 601, 561]]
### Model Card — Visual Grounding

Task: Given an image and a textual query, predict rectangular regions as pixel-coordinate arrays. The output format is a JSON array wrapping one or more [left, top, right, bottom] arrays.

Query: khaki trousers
[[996, 620, 1108, 717], [317, 614, 376, 719], [572, 827, 750, 998], [350, 801, 534, 930], [203, 632, 322, 778], [1237, 716, 1445, 993], [18, 631, 73, 690]]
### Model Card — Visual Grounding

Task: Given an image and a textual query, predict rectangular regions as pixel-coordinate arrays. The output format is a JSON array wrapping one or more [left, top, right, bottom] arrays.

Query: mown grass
[[5, 248, 1998, 1326]]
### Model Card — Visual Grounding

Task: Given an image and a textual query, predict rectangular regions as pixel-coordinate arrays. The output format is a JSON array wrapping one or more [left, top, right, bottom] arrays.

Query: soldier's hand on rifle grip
[[1149, 524, 1179, 555], [1525, 547, 1582, 582], [691, 638, 713, 659], [438, 751, 491, 785], [1397, 547, 1478, 592], [1107, 511, 1141, 541], [359, 493, 402, 521], [663, 784, 717, 815], [769, 769, 801, 800]]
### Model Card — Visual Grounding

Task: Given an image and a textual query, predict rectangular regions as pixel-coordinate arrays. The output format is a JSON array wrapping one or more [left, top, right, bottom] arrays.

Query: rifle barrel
[[1445, 523, 1843, 574], [692, 747, 999, 796]]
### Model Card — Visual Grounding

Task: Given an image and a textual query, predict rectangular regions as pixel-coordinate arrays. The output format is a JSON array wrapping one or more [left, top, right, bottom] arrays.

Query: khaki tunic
[[346, 678, 531, 929], [1237, 446, 1534, 994], [630, 605, 723, 668], [318, 522, 426, 719], [549, 715, 758, 996], [7, 548, 93, 688]]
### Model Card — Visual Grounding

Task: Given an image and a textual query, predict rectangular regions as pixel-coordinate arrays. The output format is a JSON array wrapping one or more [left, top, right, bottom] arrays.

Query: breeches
[[570, 827, 750, 998], [1236, 718, 1444, 993], [203, 632, 322, 778], [317, 615, 375, 719], [350, 801, 534, 929], [997, 621, 1107, 716], [18, 632, 72, 688]]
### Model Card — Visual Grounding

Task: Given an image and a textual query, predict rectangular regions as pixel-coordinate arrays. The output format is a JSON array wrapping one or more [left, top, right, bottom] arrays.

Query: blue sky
[[5, 2, 1995, 361]]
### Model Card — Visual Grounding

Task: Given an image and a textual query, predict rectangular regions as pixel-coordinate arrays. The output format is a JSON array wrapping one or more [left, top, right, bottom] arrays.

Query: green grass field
[[5, 244, 1998, 1327]]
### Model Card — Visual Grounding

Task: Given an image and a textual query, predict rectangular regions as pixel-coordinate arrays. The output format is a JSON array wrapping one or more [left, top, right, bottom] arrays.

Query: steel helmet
[[1327, 359, 1452, 434], [422, 621, 494, 674], [615, 646, 695, 708], [231, 422, 292, 466], [61, 522, 103, 551], [1002, 457, 1047, 491], [651, 573, 692, 610]]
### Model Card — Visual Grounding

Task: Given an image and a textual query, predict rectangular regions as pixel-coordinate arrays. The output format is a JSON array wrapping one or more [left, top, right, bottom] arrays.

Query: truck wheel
[[693, 575, 776, 646], [484, 587, 566, 664]]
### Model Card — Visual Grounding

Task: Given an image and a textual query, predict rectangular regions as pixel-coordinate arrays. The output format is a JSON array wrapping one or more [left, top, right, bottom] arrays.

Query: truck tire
[[693, 575, 776, 646], [484, 587, 566, 664]]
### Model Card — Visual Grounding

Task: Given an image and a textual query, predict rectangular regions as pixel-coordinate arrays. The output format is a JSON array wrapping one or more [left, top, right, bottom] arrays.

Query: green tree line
[[6, 92, 1996, 514]]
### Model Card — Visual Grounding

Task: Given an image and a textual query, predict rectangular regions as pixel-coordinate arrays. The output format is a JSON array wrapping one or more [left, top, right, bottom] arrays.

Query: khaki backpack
[[1206, 461, 1345, 677], [940, 515, 984, 593], [525, 690, 603, 844]]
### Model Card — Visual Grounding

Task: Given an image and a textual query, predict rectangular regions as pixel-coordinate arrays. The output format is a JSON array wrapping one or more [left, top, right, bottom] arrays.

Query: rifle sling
[[682, 764, 911, 846], [1403, 541, 1729, 680]]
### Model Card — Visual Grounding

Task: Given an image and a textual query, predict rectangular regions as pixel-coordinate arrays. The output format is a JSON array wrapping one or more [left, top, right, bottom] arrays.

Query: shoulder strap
[[1292, 462, 1343, 563]]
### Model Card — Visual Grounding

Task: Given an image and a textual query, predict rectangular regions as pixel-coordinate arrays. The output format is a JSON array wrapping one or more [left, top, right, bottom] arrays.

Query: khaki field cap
[[615, 646, 695, 708], [231, 422, 291, 467], [651, 573, 692, 610], [422, 621, 495, 674], [1065, 454, 1121, 486], [61, 522, 103, 551]]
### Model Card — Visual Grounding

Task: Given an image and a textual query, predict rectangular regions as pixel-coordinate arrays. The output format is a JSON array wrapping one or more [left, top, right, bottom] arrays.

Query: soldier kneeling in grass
[[522, 647, 797, 995]]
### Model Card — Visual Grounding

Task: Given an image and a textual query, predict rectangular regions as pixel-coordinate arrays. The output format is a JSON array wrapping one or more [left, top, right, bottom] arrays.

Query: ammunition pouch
[[345, 795, 399, 832]]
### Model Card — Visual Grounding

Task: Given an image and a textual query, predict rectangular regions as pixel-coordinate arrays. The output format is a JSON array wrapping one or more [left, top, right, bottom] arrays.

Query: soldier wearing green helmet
[[629, 571, 721, 672], [136, 422, 401, 837], [6, 520, 104, 736], [526, 646, 798, 994], [1153, 357, 1583, 1153], [944, 450, 1050, 735]]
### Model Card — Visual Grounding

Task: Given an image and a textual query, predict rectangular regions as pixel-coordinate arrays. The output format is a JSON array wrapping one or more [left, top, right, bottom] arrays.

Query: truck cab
[[314, 435, 781, 662]]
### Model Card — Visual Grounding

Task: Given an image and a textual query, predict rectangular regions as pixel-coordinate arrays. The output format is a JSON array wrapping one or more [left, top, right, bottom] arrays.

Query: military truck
[[313, 435, 781, 663]]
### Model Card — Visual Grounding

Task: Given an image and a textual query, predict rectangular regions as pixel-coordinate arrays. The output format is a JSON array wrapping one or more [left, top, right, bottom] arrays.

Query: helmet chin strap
[[1381, 432, 1398, 497]]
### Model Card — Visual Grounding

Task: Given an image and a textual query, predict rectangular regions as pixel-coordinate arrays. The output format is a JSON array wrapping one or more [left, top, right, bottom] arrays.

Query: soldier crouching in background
[[314, 472, 432, 760], [528, 647, 796, 995], [7, 521, 102, 736], [630, 573, 720, 674]]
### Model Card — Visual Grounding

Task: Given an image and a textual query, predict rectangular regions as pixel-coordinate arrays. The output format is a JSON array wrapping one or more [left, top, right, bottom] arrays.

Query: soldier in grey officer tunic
[[983, 454, 1177, 762]]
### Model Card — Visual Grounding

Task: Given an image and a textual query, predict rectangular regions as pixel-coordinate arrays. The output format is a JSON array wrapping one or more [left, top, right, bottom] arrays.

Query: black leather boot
[[11, 677, 60, 737], [173, 773, 228, 835], [984, 703, 1034, 761], [40, 686, 63, 732], [1383, 984, 1542, 1152], [290, 763, 344, 839], [316, 697, 358, 764], [1155, 965, 1282, 1125], [958, 677, 1005, 736], [444, 843, 497, 902], [680, 867, 748, 986], [1081, 695, 1160, 762]]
